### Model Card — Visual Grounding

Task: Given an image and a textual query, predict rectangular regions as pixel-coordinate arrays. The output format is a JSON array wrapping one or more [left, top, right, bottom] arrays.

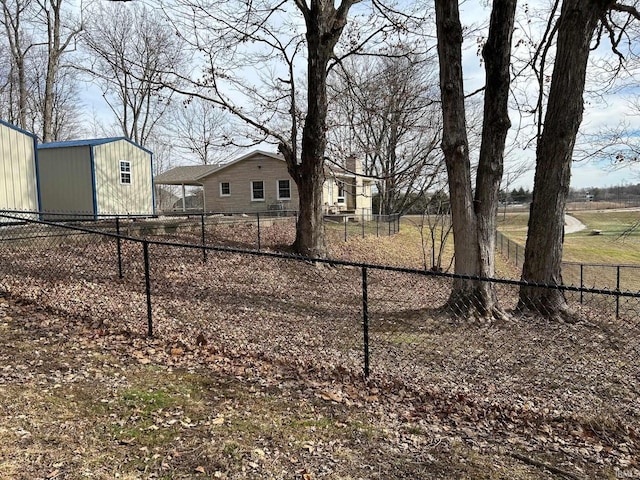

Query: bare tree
[[30, 54, 83, 139], [146, 129, 179, 210], [419, 186, 454, 272], [499, 159, 531, 219], [1, 0, 33, 128], [169, 96, 237, 165], [328, 53, 445, 215], [81, 2, 184, 144], [159, 0, 424, 257], [519, 0, 640, 318], [0, 0, 83, 139], [435, 0, 517, 319], [35, 0, 82, 142]]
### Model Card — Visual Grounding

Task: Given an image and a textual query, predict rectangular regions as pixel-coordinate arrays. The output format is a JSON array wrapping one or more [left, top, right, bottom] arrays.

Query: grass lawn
[[495, 209, 640, 291], [328, 217, 521, 279], [565, 211, 640, 264], [497, 210, 640, 264]]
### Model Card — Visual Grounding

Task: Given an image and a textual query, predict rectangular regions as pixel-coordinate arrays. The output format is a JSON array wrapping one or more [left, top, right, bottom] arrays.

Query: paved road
[[565, 214, 586, 234]]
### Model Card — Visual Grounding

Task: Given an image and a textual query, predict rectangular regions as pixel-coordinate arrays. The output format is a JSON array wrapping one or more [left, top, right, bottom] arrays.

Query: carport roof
[[154, 165, 222, 185]]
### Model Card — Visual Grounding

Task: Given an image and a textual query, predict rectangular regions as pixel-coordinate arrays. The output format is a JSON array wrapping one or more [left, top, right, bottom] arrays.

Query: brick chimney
[[345, 154, 362, 175]]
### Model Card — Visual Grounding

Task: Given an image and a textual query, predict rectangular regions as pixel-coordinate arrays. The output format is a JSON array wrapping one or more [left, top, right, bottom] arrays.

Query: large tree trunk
[[283, 0, 354, 257], [435, 0, 516, 319], [435, 0, 479, 283], [290, 9, 330, 257], [519, 0, 614, 316], [474, 0, 517, 313], [292, 152, 327, 257], [42, 1, 62, 143]]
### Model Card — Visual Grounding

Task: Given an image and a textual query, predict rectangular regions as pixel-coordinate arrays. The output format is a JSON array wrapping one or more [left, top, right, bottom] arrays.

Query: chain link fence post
[[201, 213, 207, 262], [257, 212, 261, 251], [362, 266, 370, 378], [616, 265, 621, 319], [116, 216, 123, 279], [143, 240, 153, 337], [580, 264, 584, 304], [344, 216, 347, 242]]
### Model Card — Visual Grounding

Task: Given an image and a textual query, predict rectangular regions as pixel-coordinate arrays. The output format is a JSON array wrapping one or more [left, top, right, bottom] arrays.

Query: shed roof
[[38, 137, 153, 155], [0, 119, 38, 140]]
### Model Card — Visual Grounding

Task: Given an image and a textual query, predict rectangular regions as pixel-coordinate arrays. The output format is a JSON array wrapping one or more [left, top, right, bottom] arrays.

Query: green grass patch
[[121, 388, 177, 412], [497, 209, 640, 290]]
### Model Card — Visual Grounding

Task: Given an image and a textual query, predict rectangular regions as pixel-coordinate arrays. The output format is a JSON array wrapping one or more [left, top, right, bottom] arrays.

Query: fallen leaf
[[211, 416, 225, 425], [319, 391, 343, 403]]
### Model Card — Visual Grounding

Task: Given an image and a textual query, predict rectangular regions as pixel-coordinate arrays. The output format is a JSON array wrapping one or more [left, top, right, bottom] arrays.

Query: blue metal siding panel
[[33, 134, 42, 215]]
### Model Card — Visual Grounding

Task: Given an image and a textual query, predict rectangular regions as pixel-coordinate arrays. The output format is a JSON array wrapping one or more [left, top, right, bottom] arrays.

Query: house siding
[[0, 121, 39, 212], [323, 174, 373, 218], [202, 154, 299, 213], [93, 140, 154, 215], [38, 146, 94, 215]]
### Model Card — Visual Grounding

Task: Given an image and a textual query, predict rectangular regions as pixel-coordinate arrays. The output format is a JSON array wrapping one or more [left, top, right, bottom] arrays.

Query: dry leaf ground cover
[[0, 219, 639, 479], [2, 296, 601, 480]]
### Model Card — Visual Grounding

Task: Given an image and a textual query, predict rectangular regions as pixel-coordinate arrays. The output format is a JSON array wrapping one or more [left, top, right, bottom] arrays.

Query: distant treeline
[[372, 183, 640, 216], [569, 183, 640, 202]]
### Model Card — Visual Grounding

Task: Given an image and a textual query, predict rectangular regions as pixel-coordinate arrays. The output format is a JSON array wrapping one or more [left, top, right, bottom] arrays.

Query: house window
[[277, 179, 291, 200], [337, 181, 345, 204], [251, 181, 265, 201], [220, 182, 230, 196], [120, 161, 131, 184]]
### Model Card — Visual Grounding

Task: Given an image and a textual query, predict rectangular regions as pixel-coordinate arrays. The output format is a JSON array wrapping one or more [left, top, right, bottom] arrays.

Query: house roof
[[38, 137, 153, 155], [154, 150, 284, 185], [154, 165, 222, 185]]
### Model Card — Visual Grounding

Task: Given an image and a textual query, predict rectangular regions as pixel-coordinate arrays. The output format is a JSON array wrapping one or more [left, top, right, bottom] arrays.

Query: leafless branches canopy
[[151, 0, 429, 256], [0, 0, 82, 141], [328, 52, 445, 216]]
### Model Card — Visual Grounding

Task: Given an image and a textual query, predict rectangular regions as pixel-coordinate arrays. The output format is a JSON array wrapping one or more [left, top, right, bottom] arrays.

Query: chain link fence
[[496, 231, 526, 268], [25, 210, 400, 251], [1, 211, 639, 475], [497, 230, 640, 317]]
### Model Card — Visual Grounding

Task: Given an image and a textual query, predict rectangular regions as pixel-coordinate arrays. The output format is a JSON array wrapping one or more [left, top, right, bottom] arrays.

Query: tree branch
[[611, 3, 640, 19]]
